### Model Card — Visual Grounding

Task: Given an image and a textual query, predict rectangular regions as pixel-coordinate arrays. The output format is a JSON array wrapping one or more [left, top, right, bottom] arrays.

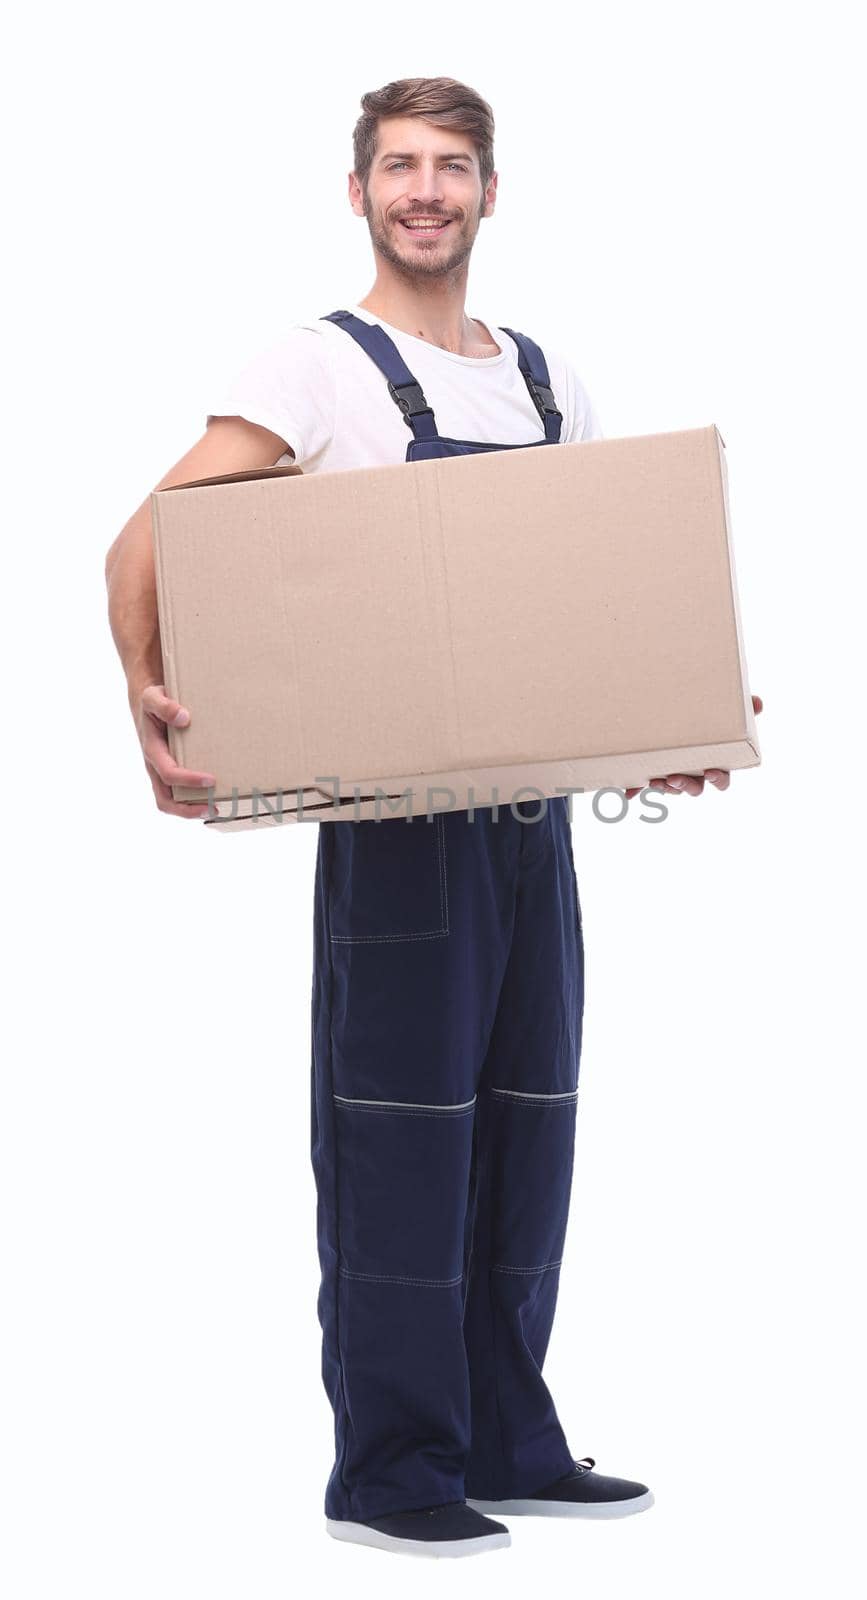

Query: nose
[[406, 161, 447, 208]]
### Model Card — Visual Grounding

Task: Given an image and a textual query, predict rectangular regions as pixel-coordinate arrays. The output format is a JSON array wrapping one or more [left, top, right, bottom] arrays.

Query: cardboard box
[[150, 426, 760, 832]]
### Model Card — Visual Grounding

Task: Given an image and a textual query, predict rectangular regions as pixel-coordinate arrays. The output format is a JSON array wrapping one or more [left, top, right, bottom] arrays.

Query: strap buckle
[[387, 379, 435, 429], [528, 381, 559, 420]]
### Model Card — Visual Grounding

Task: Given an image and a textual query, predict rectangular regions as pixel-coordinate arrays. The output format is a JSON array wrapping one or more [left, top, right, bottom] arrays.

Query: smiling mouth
[[398, 218, 453, 237]]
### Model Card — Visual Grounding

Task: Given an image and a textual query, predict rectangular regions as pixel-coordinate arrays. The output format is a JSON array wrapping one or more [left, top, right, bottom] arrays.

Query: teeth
[[403, 220, 448, 229]]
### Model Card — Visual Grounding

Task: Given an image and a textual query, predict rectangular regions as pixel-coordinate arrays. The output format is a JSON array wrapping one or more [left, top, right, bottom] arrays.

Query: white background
[[4, 2, 865, 1596]]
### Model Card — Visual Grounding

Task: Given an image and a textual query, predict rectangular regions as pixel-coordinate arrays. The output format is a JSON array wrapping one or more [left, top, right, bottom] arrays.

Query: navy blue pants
[[310, 794, 584, 1521]]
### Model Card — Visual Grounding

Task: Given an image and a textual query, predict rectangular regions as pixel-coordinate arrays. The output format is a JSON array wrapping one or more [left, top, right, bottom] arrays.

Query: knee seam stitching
[[333, 1097, 475, 1118], [339, 1266, 463, 1288], [331, 929, 449, 944], [491, 1259, 564, 1274], [490, 1087, 579, 1103]]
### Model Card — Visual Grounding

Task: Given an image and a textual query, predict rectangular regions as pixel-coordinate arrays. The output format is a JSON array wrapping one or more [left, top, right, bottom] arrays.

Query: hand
[[625, 695, 763, 801], [132, 682, 217, 819]]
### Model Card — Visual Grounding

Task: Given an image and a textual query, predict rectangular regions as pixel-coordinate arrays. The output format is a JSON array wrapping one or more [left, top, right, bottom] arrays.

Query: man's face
[[351, 115, 497, 280]]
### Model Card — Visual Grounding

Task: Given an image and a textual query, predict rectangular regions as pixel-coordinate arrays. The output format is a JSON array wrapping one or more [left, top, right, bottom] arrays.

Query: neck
[[357, 278, 476, 355]]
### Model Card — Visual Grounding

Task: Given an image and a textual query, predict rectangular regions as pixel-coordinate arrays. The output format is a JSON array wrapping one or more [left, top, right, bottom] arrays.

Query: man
[[106, 76, 761, 1559]]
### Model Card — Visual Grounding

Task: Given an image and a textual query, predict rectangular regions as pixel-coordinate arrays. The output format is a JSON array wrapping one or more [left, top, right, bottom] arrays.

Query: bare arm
[[105, 415, 292, 818]]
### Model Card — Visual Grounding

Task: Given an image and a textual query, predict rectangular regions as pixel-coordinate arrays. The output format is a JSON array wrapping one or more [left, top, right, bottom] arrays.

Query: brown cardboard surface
[[150, 426, 760, 832]]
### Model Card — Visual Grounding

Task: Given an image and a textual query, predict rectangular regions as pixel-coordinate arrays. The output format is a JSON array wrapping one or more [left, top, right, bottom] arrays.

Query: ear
[[348, 171, 366, 218], [482, 170, 498, 220]]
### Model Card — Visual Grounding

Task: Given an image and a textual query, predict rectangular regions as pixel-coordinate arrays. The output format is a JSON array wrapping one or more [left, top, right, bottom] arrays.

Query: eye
[[387, 161, 468, 172]]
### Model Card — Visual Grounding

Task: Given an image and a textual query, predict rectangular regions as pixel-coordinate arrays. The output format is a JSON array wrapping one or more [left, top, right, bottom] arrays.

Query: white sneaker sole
[[466, 1489, 655, 1519], [326, 1518, 511, 1557]]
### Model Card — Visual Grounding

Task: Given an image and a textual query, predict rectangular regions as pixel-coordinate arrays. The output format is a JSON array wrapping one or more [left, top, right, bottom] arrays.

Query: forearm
[[106, 418, 289, 721], [105, 503, 163, 709]]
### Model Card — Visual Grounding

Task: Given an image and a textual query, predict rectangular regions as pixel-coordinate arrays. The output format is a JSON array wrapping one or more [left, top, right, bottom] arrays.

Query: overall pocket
[[327, 811, 450, 944], [333, 1093, 475, 1281]]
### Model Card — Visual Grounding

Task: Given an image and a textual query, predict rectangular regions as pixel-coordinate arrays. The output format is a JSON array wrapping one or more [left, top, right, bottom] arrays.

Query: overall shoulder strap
[[498, 327, 563, 442], [320, 309, 439, 442]]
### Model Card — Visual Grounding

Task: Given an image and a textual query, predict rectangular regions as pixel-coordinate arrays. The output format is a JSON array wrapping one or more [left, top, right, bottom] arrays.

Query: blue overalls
[[310, 309, 585, 1522]]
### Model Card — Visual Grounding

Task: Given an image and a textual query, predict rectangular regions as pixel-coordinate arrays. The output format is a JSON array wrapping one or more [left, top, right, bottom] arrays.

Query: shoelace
[[574, 1457, 596, 1473]]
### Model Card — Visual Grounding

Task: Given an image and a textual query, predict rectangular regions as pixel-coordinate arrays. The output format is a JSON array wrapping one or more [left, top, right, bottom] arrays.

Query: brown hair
[[352, 77, 495, 196]]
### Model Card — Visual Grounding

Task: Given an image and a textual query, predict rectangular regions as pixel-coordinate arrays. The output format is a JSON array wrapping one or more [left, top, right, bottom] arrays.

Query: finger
[[141, 726, 216, 789], [140, 683, 193, 729], [704, 769, 731, 790], [665, 774, 705, 795], [140, 713, 216, 787], [628, 781, 675, 797], [141, 733, 216, 790], [147, 766, 212, 819]]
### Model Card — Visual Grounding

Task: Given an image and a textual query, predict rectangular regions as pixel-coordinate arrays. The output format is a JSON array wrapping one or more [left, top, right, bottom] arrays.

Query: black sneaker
[[329, 1497, 511, 1561], [326, 1499, 511, 1557], [467, 1457, 654, 1519]]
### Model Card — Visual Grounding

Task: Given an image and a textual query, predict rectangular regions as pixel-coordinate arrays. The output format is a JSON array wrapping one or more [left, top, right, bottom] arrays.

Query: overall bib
[[310, 310, 585, 1522]]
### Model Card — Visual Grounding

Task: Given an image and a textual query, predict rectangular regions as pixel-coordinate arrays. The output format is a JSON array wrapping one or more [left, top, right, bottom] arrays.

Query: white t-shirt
[[205, 302, 604, 473]]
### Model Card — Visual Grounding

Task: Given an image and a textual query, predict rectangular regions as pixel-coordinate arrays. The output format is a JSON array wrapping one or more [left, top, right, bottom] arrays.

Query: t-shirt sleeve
[[205, 324, 336, 466], [565, 361, 604, 442]]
